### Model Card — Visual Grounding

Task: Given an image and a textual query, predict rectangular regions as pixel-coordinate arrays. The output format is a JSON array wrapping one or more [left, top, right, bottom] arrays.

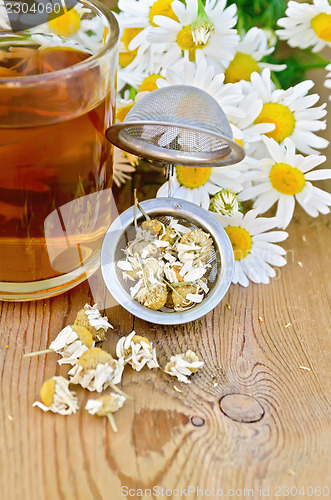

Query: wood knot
[[219, 394, 264, 423], [191, 416, 205, 427]]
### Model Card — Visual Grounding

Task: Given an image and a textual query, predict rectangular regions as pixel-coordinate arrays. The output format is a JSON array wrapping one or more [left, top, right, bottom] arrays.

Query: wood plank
[[0, 206, 330, 499]]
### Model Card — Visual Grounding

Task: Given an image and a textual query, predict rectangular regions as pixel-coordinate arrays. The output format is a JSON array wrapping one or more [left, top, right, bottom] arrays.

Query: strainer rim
[[101, 198, 234, 325], [106, 120, 245, 167]]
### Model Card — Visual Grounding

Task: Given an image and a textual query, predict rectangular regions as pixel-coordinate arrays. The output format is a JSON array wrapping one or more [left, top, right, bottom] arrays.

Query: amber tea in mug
[[0, 1, 119, 300]]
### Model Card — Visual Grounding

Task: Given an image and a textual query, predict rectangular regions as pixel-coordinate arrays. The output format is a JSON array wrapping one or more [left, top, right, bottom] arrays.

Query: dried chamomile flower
[[85, 394, 126, 432], [164, 350, 204, 384], [141, 219, 163, 235], [33, 376, 78, 415], [75, 303, 113, 342], [172, 285, 204, 310], [68, 347, 124, 392], [178, 229, 214, 264], [135, 282, 168, 311], [23, 324, 94, 363], [126, 227, 157, 257], [48, 325, 94, 365], [116, 330, 159, 371], [164, 263, 184, 283], [160, 226, 177, 249]]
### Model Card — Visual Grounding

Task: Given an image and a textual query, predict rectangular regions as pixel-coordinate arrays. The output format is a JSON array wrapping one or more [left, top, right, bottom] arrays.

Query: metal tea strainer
[[106, 85, 245, 168], [101, 85, 244, 324], [101, 198, 234, 325]]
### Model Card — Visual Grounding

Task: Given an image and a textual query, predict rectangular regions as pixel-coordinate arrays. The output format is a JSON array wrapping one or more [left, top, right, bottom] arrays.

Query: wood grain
[[0, 176, 330, 499]]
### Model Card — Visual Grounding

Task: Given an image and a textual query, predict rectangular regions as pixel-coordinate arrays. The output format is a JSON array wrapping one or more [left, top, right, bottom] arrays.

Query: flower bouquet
[[113, 0, 331, 288]]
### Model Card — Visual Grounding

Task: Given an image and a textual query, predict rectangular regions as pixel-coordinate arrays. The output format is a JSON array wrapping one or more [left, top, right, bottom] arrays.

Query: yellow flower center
[[78, 347, 115, 369], [139, 74, 165, 92], [255, 103, 295, 143], [40, 378, 56, 407], [269, 162, 306, 195], [225, 226, 252, 260], [119, 52, 136, 67], [234, 137, 244, 147], [48, 8, 81, 37], [149, 0, 179, 27], [119, 28, 142, 67], [177, 25, 197, 50], [311, 13, 331, 42], [71, 325, 94, 349], [224, 52, 260, 83], [116, 103, 134, 122], [176, 166, 211, 188]]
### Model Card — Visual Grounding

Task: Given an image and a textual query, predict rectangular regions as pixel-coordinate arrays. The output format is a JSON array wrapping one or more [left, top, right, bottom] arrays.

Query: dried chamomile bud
[[164, 350, 204, 384], [135, 282, 168, 310], [116, 330, 159, 371], [68, 347, 124, 392], [178, 229, 214, 264], [33, 376, 78, 415], [74, 304, 113, 342], [49, 325, 94, 365], [141, 219, 163, 235], [85, 394, 126, 432]]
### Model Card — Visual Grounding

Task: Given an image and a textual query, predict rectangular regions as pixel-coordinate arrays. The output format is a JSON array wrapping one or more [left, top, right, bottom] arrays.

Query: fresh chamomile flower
[[223, 27, 286, 84], [156, 50, 245, 122], [74, 304, 113, 342], [33, 376, 79, 415], [48, 7, 81, 37], [68, 347, 124, 392], [148, 0, 239, 71], [164, 350, 204, 384], [157, 164, 244, 209], [213, 209, 288, 287], [116, 0, 180, 66], [116, 330, 159, 371], [209, 189, 241, 216], [0, 1, 10, 30], [230, 90, 275, 158], [242, 68, 328, 156], [239, 137, 331, 229], [276, 0, 331, 53], [85, 394, 126, 432], [323, 63, 331, 100], [112, 147, 138, 187]]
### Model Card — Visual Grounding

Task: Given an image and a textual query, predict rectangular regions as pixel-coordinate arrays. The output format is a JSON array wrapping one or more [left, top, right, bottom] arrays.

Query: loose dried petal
[[33, 376, 78, 415]]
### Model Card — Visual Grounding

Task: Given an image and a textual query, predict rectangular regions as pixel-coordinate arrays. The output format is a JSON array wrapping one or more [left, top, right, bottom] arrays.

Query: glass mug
[[0, 1, 119, 300]]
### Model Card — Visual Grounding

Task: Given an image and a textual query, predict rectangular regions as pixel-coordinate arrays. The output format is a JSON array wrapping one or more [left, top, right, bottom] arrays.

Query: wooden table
[[1, 163, 330, 500]]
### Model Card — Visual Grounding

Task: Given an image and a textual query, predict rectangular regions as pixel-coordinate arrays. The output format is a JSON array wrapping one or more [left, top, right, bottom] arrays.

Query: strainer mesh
[[114, 212, 221, 312], [122, 85, 234, 154], [120, 124, 229, 153]]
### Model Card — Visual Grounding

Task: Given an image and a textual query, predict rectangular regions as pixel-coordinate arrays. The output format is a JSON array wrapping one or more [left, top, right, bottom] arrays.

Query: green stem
[[23, 349, 53, 358], [107, 413, 118, 433], [109, 383, 133, 400]]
